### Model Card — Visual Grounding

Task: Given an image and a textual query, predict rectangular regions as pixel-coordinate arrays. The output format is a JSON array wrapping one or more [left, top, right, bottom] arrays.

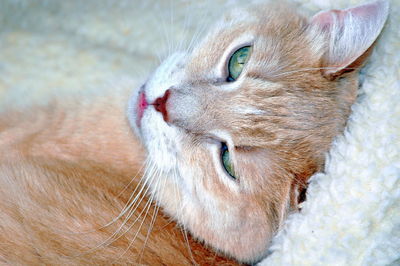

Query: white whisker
[[271, 66, 356, 78], [182, 226, 197, 266], [138, 166, 167, 261], [116, 162, 146, 198], [74, 160, 158, 256], [57, 160, 149, 237], [113, 163, 163, 263]]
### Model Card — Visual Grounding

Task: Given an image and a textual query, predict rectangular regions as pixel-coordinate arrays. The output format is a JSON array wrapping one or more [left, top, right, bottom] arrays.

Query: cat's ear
[[310, 0, 389, 80]]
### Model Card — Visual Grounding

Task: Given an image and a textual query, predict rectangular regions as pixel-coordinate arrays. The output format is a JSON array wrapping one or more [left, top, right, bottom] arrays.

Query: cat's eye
[[221, 143, 237, 179], [227, 46, 251, 82]]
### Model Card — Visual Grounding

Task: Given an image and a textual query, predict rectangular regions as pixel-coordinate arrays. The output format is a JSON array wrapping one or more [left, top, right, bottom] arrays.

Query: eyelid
[[207, 130, 234, 147]]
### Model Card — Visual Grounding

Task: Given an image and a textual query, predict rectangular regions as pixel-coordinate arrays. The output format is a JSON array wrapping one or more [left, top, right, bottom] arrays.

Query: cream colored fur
[[3, 2, 393, 260]]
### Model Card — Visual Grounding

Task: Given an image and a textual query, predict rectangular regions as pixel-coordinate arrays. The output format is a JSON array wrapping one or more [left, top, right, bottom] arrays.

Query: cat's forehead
[[185, 3, 307, 80], [186, 25, 254, 80], [160, 4, 323, 147]]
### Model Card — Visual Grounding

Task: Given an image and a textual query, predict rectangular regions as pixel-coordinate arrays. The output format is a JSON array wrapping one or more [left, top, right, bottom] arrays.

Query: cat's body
[[0, 89, 237, 265], [0, 0, 388, 264]]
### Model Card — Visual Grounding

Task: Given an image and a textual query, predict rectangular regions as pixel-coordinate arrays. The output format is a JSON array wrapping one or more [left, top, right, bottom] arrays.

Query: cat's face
[[128, 1, 387, 263]]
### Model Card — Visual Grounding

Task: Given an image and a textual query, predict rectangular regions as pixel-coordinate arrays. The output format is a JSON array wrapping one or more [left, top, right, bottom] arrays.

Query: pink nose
[[153, 89, 170, 122]]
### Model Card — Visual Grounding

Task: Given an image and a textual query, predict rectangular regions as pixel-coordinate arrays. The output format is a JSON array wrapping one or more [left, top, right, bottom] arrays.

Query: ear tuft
[[311, 0, 389, 80]]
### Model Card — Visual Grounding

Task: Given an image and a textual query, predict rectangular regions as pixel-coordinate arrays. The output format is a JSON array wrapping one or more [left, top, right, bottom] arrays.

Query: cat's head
[[128, 0, 388, 263]]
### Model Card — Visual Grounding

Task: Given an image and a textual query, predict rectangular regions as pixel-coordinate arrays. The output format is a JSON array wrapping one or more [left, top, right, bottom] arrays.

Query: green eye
[[227, 46, 251, 82], [221, 143, 236, 179]]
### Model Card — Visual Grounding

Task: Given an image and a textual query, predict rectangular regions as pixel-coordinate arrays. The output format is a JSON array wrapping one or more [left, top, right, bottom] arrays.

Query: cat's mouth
[[136, 89, 148, 128]]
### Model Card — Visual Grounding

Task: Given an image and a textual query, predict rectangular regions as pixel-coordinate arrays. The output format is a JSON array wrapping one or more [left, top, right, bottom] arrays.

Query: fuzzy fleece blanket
[[0, 0, 399, 265]]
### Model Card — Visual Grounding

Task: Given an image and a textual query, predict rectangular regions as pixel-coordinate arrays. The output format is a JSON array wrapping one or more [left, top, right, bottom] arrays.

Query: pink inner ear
[[311, 9, 345, 32], [311, 9, 358, 75], [312, 1, 388, 33], [351, 1, 383, 18], [310, 0, 389, 79]]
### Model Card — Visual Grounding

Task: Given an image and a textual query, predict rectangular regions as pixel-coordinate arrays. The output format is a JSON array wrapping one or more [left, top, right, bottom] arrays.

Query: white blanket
[[0, 0, 398, 265]]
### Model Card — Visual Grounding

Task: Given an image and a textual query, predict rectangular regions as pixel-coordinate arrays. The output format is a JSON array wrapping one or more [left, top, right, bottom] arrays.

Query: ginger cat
[[0, 0, 388, 264]]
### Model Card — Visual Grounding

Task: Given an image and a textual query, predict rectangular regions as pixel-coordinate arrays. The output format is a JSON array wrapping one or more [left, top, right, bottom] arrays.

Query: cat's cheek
[[175, 147, 272, 262], [182, 194, 272, 263]]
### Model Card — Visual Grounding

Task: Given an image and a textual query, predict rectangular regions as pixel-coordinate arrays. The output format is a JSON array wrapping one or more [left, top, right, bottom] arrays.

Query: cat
[[0, 0, 388, 265], [127, 0, 389, 263]]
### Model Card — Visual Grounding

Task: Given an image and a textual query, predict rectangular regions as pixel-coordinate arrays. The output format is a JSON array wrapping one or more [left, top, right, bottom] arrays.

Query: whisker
[[169, 0, 175, 53], [116, 161, 146, 198], [111, 189, 156, 264], [138, 167, 167, 262], [271, 66, 357, 78], [182, 226, 197, 266], [170, 165, 197, 265], [138, 202, 161, 262], [99, 160, 154, 230], [104, 177, 154, 244], [112, 165, 162, 263], [160, 12, 172, 63], [55, 160, 148, 236], [72, 161, 157, 257], [186, 17, 209, 54], [177, 5, 190, 53]]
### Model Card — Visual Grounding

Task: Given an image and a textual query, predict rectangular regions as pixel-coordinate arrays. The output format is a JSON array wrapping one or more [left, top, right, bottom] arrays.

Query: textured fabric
[[0, 0, 398, 265]]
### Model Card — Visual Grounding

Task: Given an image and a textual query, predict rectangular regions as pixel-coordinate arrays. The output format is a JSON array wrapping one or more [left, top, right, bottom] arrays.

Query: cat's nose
[[153, 89, 170, 122]]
